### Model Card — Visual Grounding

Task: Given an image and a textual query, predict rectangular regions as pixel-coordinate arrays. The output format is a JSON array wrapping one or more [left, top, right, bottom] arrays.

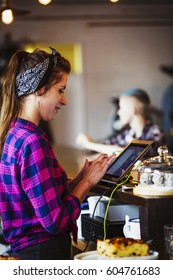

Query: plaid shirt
[[0, 119, 80, 252], [104, 121, 165, 157]]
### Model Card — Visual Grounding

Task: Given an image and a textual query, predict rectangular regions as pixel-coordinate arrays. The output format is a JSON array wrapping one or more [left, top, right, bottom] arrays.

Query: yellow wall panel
[[24, 43, 82, 74]]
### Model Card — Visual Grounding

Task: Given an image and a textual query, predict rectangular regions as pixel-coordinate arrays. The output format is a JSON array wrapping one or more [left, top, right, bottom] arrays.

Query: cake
[[97, 237, 149, 258], [134, 170, 173, 196]]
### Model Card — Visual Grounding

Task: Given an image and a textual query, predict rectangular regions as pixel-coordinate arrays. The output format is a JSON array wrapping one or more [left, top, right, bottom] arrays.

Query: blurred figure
[[77, 88, 165, 157]]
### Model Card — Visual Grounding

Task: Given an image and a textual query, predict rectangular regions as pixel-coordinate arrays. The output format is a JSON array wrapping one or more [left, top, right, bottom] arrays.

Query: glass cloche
[[134, 146, 173, 196]]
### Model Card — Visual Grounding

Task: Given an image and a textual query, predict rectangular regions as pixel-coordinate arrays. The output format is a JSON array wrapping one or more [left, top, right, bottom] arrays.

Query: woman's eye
[[59, 89, 64, 94]]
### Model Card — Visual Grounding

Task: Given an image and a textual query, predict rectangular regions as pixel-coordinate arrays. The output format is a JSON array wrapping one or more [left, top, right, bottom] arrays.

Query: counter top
[[53, 145, 173, 259], [53, 145, 96, 179]]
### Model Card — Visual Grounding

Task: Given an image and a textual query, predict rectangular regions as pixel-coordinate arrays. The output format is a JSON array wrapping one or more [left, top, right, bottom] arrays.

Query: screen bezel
[[101, 139, 154, 184]]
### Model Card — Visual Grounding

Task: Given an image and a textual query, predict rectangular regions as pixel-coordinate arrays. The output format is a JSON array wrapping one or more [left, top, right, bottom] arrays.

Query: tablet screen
[[107, 145, 145, 177], [102, 140, 153, 184]]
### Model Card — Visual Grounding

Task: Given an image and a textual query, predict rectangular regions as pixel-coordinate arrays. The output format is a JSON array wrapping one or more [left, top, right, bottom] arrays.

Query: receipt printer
[[98, 199, 139, 222]]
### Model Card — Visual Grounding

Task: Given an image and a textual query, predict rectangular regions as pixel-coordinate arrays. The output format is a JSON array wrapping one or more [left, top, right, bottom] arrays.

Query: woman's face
[[117, 96, 136, 126], [38, 73, 68, 121]]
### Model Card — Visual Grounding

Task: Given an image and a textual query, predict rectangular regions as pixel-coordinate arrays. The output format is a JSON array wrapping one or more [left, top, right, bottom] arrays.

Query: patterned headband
[[16, 47, 60, 97]]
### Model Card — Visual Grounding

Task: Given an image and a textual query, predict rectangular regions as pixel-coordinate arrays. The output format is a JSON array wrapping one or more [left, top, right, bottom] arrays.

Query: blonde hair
[[121, 88, 151, 119]]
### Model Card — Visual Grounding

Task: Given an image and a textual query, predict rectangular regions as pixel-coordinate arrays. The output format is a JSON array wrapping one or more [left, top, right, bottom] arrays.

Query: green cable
[[103, 161, 142, 240]]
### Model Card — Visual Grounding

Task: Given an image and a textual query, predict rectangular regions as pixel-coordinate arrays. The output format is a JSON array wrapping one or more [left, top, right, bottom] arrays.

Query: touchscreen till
[[102, 140, 153, 184]]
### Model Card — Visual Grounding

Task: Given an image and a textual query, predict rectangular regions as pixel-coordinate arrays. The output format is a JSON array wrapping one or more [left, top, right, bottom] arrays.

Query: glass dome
[[138, 146, 173, 188]]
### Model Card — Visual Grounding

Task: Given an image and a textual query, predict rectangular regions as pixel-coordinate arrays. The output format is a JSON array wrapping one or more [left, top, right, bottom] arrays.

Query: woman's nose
[[61, 94, 68, 105]]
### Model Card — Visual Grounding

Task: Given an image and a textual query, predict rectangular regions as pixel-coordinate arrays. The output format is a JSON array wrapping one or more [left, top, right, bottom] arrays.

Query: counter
[[54, 145, 173, 259]]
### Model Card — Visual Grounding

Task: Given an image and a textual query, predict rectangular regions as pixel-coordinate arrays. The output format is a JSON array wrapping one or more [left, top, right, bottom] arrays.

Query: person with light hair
[[77, 88, 165, 157]]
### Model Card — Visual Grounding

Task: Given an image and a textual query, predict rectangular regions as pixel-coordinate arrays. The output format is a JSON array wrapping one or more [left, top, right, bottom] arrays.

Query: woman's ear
[[35, 87, 45, 96]]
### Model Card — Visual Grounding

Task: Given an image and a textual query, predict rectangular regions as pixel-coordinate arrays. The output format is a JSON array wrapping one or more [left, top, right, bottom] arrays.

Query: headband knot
[[16, 47, 60, 97]]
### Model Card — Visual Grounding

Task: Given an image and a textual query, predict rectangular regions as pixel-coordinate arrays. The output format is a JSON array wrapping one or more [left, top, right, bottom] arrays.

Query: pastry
[[97, 236, 149, 258]]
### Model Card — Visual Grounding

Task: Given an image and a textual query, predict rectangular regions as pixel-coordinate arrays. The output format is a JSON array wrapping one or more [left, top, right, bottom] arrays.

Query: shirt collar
[[12, 118, 47, 137]]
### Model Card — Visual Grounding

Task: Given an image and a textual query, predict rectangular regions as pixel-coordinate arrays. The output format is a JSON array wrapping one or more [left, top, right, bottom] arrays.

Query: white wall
[[83, 25, 173, 139], [1, 2, 173, 146]]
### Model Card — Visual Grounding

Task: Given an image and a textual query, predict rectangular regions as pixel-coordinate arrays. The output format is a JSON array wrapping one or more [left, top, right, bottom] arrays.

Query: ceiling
[[4, 0, 173, 24], [8, 0, 173, 7], [52, 0, 173, 4]]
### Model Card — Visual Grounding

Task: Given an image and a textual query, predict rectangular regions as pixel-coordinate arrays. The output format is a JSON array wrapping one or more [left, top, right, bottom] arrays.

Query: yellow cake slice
[[97, 237, 149, 258]]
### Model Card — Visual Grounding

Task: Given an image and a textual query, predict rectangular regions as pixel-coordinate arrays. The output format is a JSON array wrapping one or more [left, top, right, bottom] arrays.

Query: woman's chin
[[48, 111, 58, 121]]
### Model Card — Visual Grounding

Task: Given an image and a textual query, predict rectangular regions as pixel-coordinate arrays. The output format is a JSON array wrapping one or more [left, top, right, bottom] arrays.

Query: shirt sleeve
[[103, 128, 130, 147], [20, 134, 81, 234]]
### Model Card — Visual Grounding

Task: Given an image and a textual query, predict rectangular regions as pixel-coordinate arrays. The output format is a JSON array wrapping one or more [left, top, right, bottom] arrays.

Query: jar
[[134, 146, 173, 196]]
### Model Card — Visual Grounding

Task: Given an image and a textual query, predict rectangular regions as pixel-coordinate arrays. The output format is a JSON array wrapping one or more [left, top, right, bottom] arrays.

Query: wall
[[84, 24, 173, 139], [0, 2, 173, 146]]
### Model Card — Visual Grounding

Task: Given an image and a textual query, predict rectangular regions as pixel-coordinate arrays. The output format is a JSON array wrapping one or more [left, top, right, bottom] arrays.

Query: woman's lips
[[55, 106, 60, 113]]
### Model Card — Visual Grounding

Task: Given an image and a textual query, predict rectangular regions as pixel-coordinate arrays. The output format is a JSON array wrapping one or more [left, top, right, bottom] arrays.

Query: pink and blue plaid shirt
[[0, 119, 80, 252]]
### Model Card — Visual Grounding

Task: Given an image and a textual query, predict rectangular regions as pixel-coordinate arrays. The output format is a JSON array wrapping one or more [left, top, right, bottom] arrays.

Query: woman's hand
[[82, 153, 115, 187], [70, 153, 116, 202], [70, 153, 115, 188]]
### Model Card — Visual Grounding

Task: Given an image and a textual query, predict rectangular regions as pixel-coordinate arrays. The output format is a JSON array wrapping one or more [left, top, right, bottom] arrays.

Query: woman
[[0, 48, 115, 260], [77, 89, 165, 157]]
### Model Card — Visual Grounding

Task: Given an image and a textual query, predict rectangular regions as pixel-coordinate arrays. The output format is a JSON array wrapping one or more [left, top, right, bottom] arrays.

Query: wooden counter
[[90, 183, 173, 259], [53, 144, 94, 179], [53, 145, 173, 259]]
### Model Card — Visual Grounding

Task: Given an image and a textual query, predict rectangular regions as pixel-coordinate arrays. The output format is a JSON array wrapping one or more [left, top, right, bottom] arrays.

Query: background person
[[0, 48, 115, 260], [77, 89, 165, 157]]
